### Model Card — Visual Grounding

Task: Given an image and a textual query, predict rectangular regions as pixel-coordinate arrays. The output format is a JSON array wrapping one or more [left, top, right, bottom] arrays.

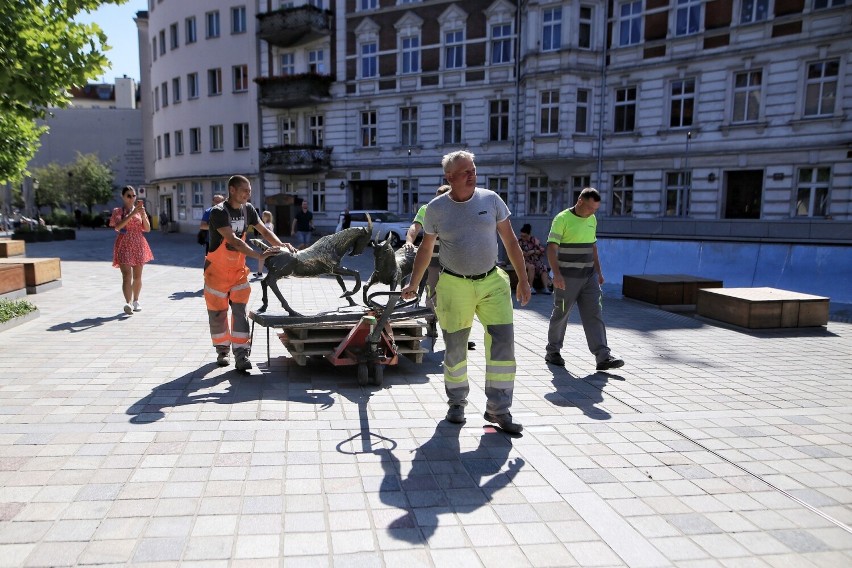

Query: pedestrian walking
[[291, 200, 313, 250], [109, 186, 153, 315]]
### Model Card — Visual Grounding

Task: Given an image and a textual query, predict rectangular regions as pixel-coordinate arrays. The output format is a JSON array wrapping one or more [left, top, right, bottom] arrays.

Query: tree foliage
[[31, 153, 115, 214], [0, 0, 126, 182]]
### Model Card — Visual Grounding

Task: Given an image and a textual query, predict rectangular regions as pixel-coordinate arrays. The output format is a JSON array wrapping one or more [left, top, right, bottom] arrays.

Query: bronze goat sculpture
[[252, 221, 372, 316], [362, 238, 425, 306]]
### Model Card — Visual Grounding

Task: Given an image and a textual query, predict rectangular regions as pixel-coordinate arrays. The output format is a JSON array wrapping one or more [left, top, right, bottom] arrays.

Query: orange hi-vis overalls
[[204, 231, 252, 356]]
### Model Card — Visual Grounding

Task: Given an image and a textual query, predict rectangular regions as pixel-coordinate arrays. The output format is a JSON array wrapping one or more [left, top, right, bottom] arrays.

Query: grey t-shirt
[[423, 187, 510, 275]]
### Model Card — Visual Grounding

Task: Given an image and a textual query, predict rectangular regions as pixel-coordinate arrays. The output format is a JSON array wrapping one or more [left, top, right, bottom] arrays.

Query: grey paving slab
[[0, 230, 851, 566]]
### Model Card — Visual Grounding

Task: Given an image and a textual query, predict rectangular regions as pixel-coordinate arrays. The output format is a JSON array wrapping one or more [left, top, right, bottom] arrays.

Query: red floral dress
[[519, 235, 548, 274], [110, 207, 154, 267]]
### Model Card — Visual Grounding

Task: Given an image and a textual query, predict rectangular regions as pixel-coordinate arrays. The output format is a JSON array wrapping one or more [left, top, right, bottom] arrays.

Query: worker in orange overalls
[[205, 175, 293, 372]]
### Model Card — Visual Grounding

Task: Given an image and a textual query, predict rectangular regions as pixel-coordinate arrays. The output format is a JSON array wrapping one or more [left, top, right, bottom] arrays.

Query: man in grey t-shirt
[[402, 150, 531, 434]]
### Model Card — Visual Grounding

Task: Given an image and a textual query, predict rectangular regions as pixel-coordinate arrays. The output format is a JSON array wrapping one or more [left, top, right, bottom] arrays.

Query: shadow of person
[[544, 369, 625, 420], [374, 422, 524, 543], [47, 314, 127, 333], [169, 289, 204, 300]]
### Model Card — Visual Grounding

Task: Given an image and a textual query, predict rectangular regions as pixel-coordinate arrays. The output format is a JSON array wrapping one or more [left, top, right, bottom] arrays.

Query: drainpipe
[[256, 4, 267, 208], [511, 0, 523, 217], [595, 6, 609, 192]]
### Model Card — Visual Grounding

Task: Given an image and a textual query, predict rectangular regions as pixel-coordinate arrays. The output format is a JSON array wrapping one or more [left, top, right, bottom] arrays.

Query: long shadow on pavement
[[545, 369, 626, 420], [47, 313, 128, 332]]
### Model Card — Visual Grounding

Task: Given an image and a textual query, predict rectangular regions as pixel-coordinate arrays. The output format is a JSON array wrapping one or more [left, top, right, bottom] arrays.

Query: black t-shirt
[[294, 209, 313, 232], [208, 201, 260, 252]]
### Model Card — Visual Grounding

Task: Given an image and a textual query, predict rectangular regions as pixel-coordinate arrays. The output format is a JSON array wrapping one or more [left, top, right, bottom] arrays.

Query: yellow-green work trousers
[[434, 268, 516, 416]]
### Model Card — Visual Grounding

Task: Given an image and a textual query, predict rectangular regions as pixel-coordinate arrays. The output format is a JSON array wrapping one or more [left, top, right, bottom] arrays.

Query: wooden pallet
[[277, 319, 427, 366]]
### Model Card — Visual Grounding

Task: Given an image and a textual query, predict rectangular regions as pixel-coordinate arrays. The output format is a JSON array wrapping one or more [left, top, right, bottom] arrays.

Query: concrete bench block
[[0, 257, 62, 291], [623, 274, 723, 305], [697, 287, 829, 328], [0, 240, 26, 257]]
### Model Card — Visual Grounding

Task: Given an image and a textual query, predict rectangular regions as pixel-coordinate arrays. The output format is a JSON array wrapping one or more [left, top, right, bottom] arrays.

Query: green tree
[[70, 153, 115, 214], [0, 0, 126, 182], [30, 162, 70, 210]]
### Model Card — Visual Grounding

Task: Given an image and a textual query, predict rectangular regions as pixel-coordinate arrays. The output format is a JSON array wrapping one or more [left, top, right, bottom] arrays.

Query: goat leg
[[268, 278, 302, 317]]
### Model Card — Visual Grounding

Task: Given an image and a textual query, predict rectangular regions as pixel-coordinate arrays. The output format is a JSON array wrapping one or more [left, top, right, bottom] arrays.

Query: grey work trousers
[[545, 272, 611, 364]]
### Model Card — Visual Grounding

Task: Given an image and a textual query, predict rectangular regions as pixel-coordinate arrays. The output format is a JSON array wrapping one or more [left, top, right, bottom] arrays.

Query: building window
[[572, 176, 590, 203], [308, 0, 324, 7], [172, 77, 181, 103], [234, 123, 249, 150], [177, 183, 185, 207], [210, 125, 224, 151], [156, 136, 162, 160], [611, 174, 634, 216], [281, 53, 295, 75], [669, 78, 695, 128], [576, 88, 590, 134], [174, 130, 183, 155], [152, 37, 157, 61], [578, 5, 593, 49], [361, 42, 377, 78], [542, 7, 562, 51], [443, 103, 462, 144], [206, 10, 220, 38], [488, 177, 509, 204], [675, 0, 701, 36], [733, 70, 761, 123], [619, 0, 642, 46], [360, 0, 378, 9], [154, 86, 159, 111], [312, 181, 326, 213], [528, 177, 549, 215], [491, 24, 512, 64], [208, 68, 222, 96], [233, 64, 249, 92], [665, 171, 690, 216], [489, 99, 509, 142], [540, 90, 560, 135], [161, 82, 168, 107], [189, 127, 201, 153], [192, 181, 204, 206], [400, 106, 418, 147], [308, 49, 325, 73], [445, 30, 464, 69], [361, 110, 377, 147], [185, 16, 196, 44], [231, 6, 246, 34], [804, 59, 839, 117], [169, 23, 179, 50], [795, 167, 829, 217], [401, 36, 420, 74], [158, 30, 166, 55], [308, 114, 324, 145], [401, 178, 418, 216], [163, 132, 171, 158], [279, 116, 296, 145], [187, 72, 199, 99], [740, 0, 769, 23], [614, 86, 637, 132]]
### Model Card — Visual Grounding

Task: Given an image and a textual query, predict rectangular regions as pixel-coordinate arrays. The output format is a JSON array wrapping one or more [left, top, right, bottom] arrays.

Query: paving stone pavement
[[1, 229, 851, 567]]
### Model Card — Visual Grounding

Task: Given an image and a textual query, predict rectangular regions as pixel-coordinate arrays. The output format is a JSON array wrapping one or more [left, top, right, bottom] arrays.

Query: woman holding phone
[[109, 186, 154, 314]]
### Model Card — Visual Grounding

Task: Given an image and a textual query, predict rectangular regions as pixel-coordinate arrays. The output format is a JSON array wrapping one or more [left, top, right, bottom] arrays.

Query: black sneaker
[[545, 352, 565, 367], [483, 412, 523, 434], [596, 356, 625, 371], [216, 352, 230, 367], [446, 405, 466, 424]]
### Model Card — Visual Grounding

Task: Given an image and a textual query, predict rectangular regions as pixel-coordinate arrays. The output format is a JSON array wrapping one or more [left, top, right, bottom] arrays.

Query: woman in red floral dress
[[109, 186, 154, 314], [518, 223, 552, 295]]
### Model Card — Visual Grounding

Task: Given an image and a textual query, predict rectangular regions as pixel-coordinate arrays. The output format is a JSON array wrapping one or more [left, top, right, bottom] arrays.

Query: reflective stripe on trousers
[[434, 267, 516, 415], [204, 238, 252, 355]]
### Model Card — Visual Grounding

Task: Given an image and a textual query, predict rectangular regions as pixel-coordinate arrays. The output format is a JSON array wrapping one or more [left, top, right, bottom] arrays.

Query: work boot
[[483, 412, 523, 434], [235, 353, 253, 372], [446, 405, 466, 424], [545, 352, 565, 367], [216, 351, 230, 367]]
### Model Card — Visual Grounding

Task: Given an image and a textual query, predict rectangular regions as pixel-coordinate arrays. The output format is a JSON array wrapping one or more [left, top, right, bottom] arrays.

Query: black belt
[[440, 265, 497, 281]]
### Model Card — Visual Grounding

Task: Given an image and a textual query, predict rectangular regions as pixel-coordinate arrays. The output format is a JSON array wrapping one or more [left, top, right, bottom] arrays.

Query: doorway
[[351, 181, 389, 210], [724, 170, 762, 219]]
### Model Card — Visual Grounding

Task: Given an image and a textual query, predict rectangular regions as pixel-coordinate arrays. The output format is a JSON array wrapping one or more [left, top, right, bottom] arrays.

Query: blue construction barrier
[[598, 238, 852, 303]]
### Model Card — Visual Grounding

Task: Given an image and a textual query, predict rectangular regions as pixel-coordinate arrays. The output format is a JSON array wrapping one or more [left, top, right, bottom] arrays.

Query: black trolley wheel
[[357, 363, 369, 386], [371, 363, 383, 386]]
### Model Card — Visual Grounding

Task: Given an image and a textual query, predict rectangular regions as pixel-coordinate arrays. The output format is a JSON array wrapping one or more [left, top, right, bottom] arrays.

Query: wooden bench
[[697, 287, 829, 329], [0, 264, 26, 298], [623, 274, 723, 306], [0, 257, 62, 293], [0, 240, 25, 258]]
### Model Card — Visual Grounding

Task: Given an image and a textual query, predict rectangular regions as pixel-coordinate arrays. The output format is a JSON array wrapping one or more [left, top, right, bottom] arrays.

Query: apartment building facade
[[141, 0, 851, 240]]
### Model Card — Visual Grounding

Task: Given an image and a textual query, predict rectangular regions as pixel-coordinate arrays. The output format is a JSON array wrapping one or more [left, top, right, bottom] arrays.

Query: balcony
[[257, 5, 332, 48], [260, 145, 332, 174], [256, 73, 333, 108]]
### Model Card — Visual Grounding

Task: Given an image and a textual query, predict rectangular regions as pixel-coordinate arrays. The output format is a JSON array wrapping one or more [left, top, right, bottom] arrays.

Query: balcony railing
[[256, 73, 333, 108], [260, 145, 333, 174], [257, 5, 332, 48]]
